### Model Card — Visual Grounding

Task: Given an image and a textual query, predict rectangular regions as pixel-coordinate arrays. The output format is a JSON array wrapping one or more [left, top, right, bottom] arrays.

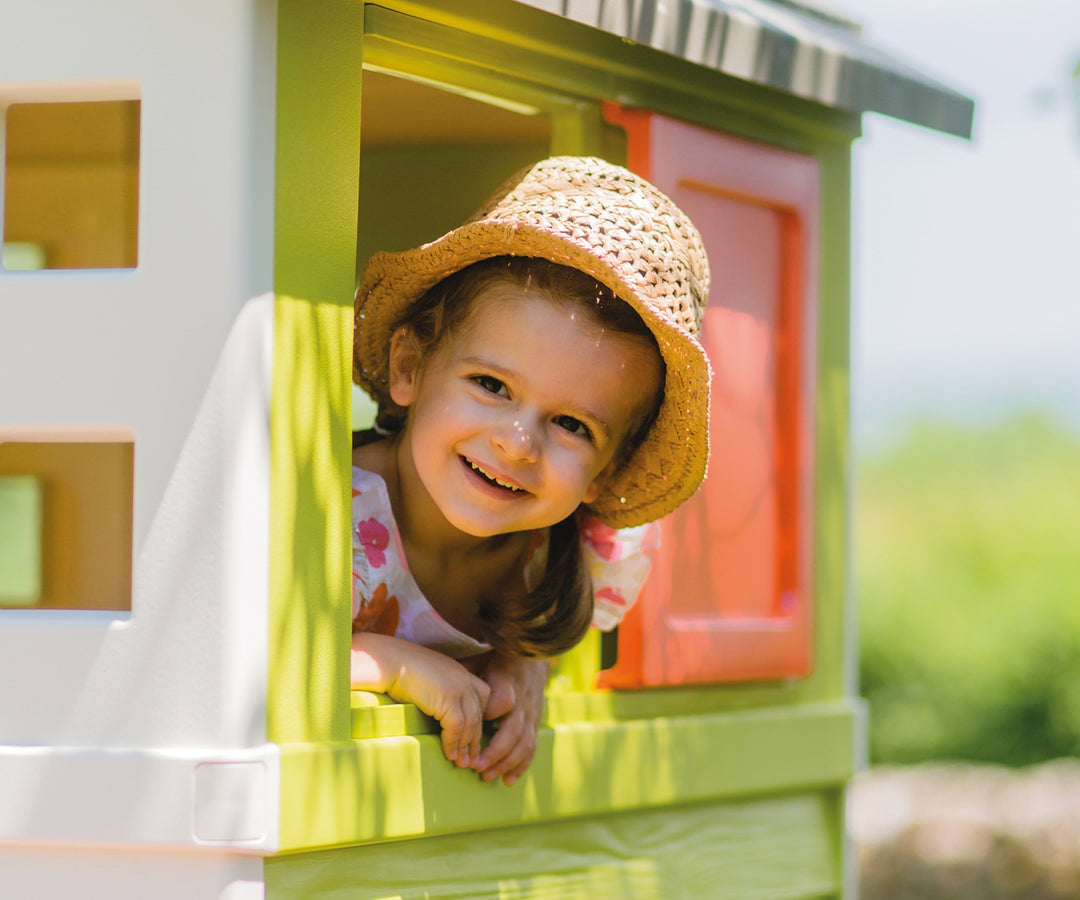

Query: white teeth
[[467, 458, 523, 492]]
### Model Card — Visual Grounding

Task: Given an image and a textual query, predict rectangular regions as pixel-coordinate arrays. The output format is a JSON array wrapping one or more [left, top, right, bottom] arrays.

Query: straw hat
[[354, 156, 711, 528]]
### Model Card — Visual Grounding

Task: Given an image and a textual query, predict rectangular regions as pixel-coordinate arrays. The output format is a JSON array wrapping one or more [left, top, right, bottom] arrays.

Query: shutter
[[599, 107, 818, 686]]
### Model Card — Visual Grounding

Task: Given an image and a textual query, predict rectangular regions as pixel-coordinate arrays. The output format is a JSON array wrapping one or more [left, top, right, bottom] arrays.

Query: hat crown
[[472, 157, 709, 339]]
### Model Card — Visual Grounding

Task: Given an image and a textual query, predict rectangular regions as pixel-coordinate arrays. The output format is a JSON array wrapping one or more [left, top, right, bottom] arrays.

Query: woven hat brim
[[354, 219, 711, 528]]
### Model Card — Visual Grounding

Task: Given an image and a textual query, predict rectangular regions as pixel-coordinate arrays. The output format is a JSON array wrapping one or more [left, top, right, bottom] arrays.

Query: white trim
[[0, 743, 279, 853]]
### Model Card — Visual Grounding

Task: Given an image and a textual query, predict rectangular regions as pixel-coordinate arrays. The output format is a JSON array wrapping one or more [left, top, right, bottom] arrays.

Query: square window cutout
[[0, 431, 134, 611], [3, 99, 140, 270]]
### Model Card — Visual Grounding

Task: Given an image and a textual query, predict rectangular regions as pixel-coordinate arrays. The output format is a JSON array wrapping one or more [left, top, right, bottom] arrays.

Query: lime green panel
[[268, 791, 841, 899], [270, 295, 354, 745], [269, 0, 365, 745], [274, 0, 365, 301], [350, 690, 433, 739], [352, 683, 849, 738], [278, 701, 856, 850], [0, 476, 42, 606], [812, 141, 855, 703]]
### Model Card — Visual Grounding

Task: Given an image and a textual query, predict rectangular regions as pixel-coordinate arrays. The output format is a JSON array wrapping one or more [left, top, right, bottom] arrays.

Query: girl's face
[[389, 283, 663, 539]]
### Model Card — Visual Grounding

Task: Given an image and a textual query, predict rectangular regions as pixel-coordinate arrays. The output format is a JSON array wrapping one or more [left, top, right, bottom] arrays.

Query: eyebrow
[[460, 355, 613, 442]]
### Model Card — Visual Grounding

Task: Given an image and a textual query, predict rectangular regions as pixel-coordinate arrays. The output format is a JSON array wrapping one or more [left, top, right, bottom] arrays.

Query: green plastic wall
[[267, 0, 861, 895]]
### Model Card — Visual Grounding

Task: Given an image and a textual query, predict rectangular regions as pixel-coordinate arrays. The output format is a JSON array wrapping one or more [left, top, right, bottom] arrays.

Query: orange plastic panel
[[599, 107, 818, 686]]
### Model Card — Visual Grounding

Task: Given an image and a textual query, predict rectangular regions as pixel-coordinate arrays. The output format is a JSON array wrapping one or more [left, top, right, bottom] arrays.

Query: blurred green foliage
[[857, 413, 1080, 766]]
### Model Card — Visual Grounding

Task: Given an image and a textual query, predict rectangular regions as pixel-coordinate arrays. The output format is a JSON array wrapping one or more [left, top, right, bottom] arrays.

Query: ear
[[387, 326, 422, 407], [582, 459, 616, 505], [582, 480, 603, 505]]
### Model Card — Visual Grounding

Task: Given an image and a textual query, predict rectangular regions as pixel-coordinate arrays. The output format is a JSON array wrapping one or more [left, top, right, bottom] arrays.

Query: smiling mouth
[[463, 456, 526, 493]]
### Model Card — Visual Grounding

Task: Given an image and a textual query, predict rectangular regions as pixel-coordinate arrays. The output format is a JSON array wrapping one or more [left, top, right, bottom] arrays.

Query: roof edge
[[513, 0, 975, 138]]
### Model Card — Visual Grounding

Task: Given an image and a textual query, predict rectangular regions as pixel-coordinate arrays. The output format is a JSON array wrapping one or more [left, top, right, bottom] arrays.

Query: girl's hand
[[351, 632, 492, 768], [473, 654, 551, 786]]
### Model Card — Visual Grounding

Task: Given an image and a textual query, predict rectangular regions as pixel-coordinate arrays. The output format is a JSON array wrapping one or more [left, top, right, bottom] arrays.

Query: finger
[[443, 688, 484, 768], [440, 680, 488, 767], [473, 711, 521, 772], [478, 716, 537, 783], [502, 757, 533, 787], [456, 701, 476, 768], [484, 677, 515, 721], [444, 695, 483, 764], [464, 676, 491, 764], [436, 698, 469, 766], [482, 733, 537, 784], [472, 673, 492, 710]]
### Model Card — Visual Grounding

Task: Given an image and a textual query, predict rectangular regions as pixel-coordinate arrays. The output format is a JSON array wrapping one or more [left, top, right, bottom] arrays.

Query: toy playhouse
[[0, 1, 973, 897]]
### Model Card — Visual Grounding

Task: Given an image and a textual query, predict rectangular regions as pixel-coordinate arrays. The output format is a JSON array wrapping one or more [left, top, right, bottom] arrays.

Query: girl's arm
[[472, 654, 551, 786], [351, 631, 492, 768]]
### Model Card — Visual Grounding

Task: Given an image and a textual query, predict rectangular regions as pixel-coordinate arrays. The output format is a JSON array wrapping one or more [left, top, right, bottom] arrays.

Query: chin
[[441, 509, 512, 539]]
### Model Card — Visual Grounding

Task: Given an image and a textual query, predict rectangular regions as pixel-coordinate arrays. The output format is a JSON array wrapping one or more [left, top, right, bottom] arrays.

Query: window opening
[[1, 241, 46, 271], [0, 475, 42, 606], [0, 431, 134, 611], [2, 99, 140, 270], [354, 70, 552, 432]]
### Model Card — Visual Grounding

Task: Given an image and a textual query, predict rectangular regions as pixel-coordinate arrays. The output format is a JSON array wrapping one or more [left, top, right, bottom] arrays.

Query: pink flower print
[[357, 517, 390, 568], [595, 587, 627, 609], [580, 515, 621, 561]]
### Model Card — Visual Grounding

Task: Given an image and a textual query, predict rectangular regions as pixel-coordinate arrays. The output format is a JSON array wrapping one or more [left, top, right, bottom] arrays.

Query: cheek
[[410, 387, 478, 443], [549, 442, 610, 491]]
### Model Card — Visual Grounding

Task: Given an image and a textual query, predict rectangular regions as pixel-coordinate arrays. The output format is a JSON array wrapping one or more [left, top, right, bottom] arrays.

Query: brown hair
[[374, 256, 663, 658]]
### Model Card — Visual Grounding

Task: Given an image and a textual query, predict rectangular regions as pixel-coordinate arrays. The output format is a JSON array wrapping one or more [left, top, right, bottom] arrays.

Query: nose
[[492, 416, 539, 462]]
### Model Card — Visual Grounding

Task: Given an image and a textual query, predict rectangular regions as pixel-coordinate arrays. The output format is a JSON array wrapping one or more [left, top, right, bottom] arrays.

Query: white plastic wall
[[0, 0, 278, 547], [0, 0, 283, 853], [0, 294, 279, 850], [0, 847, 265, 900]]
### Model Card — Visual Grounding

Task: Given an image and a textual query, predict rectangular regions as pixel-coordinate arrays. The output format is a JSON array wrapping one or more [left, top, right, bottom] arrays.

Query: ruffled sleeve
[[579, 514, 660, 631]]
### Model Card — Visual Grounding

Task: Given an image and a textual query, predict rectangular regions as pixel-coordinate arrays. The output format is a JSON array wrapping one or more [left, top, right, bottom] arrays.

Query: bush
[[857, 413, 1080, 766]]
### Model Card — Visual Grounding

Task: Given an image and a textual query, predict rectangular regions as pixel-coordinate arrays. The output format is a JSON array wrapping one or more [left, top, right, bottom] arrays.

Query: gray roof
[[515, 0, 974, 138]]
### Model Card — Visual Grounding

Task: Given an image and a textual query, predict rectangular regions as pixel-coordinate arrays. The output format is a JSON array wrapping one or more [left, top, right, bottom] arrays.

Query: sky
[[832, 0, 1080, 446]]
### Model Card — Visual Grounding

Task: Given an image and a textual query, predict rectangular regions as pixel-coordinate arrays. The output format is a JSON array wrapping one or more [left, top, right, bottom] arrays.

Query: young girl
[[350, 156, 711, 785]]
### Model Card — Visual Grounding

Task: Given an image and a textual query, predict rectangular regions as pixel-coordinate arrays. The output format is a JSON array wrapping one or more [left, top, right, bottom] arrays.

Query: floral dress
[[351, 467, 658, 659]]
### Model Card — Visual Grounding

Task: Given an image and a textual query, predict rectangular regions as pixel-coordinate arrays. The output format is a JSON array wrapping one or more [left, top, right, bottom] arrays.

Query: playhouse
[[0, 1, 972, 897]]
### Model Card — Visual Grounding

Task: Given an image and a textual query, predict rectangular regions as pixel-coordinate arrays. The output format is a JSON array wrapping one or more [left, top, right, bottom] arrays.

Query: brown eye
[[555, 415, 592, 441], [472, 375, 508, 397]]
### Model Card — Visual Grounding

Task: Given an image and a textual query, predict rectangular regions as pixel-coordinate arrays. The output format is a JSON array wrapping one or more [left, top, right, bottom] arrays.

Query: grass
[[856, 413, 1080, 766]]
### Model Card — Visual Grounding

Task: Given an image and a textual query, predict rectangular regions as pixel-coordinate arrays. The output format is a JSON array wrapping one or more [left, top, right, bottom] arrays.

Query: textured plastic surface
[[279, 699, 856, 850], [0, 743, 279, 851], [269, 789, 841, 899], [599, 107, 818, 687], [1, 847, 264, 900], [267, 0, 364, 748], [0, 297, 272, 750]]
